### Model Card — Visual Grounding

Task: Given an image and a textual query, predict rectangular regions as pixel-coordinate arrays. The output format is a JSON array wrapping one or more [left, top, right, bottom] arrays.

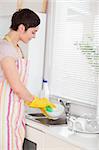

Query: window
[[48, 1, 98, 105]]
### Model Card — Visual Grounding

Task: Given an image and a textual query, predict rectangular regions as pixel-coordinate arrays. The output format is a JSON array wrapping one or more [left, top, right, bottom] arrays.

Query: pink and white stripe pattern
[[0, 59, 28, 150]]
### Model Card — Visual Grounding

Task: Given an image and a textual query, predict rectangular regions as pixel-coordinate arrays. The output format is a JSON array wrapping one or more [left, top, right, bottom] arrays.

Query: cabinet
[[0, 0, 45, 16], [25, 125, 81, 150], [26, 125, 45, 150], [44, 134, 81, 150]]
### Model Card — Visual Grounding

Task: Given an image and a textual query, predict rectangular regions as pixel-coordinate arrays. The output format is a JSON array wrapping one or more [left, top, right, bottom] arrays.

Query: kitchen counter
[[25, 114, 99, 150]]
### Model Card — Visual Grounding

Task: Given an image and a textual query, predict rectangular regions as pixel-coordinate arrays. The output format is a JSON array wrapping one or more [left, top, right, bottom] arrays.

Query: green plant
[[74, 37, 99, 73]]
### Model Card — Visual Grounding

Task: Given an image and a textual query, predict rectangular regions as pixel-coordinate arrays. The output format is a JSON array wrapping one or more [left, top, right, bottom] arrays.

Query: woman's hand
[[25, 97, 55, 109]]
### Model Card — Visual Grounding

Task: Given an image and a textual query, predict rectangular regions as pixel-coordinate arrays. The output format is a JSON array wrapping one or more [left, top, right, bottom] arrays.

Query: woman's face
[[20, 26, 39, 43]]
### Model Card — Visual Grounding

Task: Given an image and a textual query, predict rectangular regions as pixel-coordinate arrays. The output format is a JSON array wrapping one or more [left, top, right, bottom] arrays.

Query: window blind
[[49, 1, 98, 105], [93, 2, 99, 47]]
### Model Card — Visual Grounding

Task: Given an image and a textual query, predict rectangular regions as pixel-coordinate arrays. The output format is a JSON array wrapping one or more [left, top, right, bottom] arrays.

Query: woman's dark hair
[[10, 8, 40, 31]]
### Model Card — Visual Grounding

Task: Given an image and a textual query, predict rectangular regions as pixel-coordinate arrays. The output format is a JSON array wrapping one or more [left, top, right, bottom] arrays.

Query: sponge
[[45, 106, 53, 112]]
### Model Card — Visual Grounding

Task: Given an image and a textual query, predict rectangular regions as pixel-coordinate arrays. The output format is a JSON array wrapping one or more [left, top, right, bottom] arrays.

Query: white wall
[[26, 13, 46, 96]]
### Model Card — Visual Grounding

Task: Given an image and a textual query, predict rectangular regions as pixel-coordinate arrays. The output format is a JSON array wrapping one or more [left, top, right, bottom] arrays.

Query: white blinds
[[49, 1, 98, 105], [93, 2, 99, 47]]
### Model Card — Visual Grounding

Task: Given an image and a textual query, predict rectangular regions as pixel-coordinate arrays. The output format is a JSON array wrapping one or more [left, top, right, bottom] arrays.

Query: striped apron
[[0, 58, 28, 150]]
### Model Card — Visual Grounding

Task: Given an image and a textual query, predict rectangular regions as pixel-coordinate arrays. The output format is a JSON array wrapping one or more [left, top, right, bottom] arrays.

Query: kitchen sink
[[35, 117, 67, 125], [29, 113, 45, 117], [26, 113, 67, 126]]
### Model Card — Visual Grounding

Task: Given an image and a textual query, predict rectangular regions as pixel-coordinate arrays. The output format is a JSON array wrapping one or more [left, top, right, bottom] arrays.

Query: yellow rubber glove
[[25, 97, 55, 109], [40, 108, 51, 119]]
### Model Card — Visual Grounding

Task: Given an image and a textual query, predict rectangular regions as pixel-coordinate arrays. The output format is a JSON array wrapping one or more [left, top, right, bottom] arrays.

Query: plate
[[41, 103, 65, 120]]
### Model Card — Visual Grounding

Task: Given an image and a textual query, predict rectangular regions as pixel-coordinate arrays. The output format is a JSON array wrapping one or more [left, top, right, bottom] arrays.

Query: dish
[[68, 116, 99, 134], [40, 103, 65, 120]]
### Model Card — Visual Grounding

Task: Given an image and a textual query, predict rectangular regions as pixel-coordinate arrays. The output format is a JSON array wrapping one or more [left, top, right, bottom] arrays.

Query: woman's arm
[[0, 57, 34, 102]]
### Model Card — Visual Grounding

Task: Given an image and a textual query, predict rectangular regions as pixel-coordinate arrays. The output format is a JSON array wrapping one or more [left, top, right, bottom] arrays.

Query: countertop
[[25, 114, 99, 150]]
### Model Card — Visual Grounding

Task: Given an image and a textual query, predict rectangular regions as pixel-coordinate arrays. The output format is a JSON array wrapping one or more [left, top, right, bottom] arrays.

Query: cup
[[74, 117, 87, 131], [68, 116, 88, 132], [85, 119, 99, 133]]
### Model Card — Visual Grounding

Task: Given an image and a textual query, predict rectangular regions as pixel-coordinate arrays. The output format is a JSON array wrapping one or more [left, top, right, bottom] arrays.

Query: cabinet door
[[45, 134, 81, 150], [0, 2, 16, 16], [26, 125, 45, 150], [0, 0, 46, 15]]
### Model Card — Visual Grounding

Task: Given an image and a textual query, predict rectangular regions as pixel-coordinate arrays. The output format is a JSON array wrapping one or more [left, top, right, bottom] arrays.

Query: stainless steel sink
[[29, 113, 45, 117], [26, 113, 67, 126], [35, 117, 67, 125]]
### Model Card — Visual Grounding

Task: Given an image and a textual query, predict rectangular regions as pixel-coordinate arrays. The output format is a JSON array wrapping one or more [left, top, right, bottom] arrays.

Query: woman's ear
[[18, 24, 25, 33]]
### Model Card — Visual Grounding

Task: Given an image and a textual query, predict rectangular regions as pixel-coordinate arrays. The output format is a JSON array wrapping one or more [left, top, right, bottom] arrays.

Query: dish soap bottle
[[40, 79, 53, 113], [40, 79, 49, 99]]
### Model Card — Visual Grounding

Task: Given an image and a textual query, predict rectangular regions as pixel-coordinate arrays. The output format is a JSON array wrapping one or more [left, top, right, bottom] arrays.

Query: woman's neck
[[4, 30, 24, 59], [6, 30, 19, 47]]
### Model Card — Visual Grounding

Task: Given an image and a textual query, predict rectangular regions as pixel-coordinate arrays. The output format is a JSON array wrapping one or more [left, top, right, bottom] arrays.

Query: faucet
[[58, 99, 71, 123]]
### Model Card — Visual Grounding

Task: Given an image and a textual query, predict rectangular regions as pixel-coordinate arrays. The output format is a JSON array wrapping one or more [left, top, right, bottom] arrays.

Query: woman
[[0, 8, 54, 150]]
